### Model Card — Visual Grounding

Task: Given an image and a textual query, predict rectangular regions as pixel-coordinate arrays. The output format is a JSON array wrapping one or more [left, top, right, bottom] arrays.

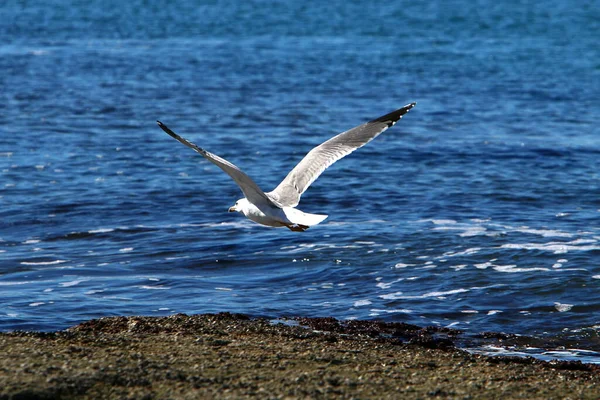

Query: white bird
[[158, 102, 416, 232]]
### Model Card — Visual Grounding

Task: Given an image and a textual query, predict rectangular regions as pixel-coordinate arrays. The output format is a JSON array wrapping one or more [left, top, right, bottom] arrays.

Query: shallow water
[[1, 0, 599, 360]]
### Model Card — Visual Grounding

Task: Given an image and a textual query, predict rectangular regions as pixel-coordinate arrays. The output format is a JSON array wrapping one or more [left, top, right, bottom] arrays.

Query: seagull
[[158, 102, 416, 232]]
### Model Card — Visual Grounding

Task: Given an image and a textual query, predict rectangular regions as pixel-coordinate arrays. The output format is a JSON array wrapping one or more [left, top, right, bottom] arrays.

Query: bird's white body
[[158, 102, 415, 232], [231, 198, 328, 230]]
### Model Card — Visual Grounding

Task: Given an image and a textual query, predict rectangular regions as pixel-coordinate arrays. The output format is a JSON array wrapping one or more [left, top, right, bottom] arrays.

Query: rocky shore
[[1, 313, 598, 399]]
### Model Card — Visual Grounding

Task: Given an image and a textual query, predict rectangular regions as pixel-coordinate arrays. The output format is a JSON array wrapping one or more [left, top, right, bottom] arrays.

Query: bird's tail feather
[[283, 208, 328, 227]]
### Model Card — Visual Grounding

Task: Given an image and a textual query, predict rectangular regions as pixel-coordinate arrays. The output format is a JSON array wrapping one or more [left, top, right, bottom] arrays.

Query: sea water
[[1, 0, 599, 361]]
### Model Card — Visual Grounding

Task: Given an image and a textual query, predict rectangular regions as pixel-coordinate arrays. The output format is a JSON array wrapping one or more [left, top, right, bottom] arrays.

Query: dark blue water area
[[1, 0, 599, 360]]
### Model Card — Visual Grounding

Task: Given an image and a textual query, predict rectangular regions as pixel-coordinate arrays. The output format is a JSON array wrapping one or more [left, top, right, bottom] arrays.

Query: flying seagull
[[158, 102, 416, 232]]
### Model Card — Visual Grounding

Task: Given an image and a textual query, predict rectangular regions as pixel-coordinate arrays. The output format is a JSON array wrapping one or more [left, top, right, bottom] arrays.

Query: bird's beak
[[228, 206, 236, 213]]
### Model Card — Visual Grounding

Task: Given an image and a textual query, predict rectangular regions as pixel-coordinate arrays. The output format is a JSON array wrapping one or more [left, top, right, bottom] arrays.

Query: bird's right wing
[[158, 121, 278, 209]]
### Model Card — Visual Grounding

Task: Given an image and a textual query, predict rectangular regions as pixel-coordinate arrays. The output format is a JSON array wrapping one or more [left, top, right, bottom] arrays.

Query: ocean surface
[[1, 1, 599, 361]]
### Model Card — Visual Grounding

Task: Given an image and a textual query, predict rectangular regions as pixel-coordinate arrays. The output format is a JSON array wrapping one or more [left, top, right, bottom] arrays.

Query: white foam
[[353, 299, 372, 307], [380, 288, 468, 300], [85, 289, 105, 295], [459, 226, 488, 237], [164, 255, 190, 261], [369, 308, 413, 314], [492, 265, 549, 273], [442, 248, 482, 258], [500, 241, 600, 253], [376, 278, 404, 290], [119, 247, 134, 253], [59, 279, 88, 287], [20, 260, 67, 266], [554, 302, 573, 312], [379, 291, 403, 299], [429, 219, 457, 225], [474, 262, 492, 269], [138, 285, 169, 290], [467, 345, 600, 364], [88, 228, 114, 234], [0, 281, 31, 286], [513, 227, 573, 238]]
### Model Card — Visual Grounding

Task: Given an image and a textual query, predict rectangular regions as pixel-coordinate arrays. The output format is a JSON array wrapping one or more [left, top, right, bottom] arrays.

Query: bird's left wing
[[158, 121, 279, 209], [268, 102, 416, 207]]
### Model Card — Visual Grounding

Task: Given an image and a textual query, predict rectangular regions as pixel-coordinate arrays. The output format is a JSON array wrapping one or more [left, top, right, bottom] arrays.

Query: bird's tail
[[283, 208, 328, 227]]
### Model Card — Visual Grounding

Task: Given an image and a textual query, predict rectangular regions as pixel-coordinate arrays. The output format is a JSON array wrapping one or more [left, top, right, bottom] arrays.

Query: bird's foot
[[285, 224, 309, 232]]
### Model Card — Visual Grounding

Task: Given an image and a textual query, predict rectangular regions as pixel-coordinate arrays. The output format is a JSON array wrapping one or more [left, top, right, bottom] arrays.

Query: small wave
[[178, 221, 252, 229]]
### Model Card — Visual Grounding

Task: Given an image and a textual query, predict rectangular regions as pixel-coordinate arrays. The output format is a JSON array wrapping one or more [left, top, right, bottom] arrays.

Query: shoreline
[[1, 313, 599, 399]]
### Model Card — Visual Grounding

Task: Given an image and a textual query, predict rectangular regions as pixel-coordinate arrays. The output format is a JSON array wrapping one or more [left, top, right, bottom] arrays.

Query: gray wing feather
[[268, 102, 416, 207], [157, 121, 278, 209]]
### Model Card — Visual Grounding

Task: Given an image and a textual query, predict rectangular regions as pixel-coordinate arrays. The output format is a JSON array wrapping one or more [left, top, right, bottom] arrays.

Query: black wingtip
[[156, 120, 179, 139], [372, 102, 417, 127]]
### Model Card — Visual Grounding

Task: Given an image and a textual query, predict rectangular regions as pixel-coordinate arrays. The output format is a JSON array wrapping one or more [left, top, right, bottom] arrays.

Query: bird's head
[[228, 198, 248, 213]]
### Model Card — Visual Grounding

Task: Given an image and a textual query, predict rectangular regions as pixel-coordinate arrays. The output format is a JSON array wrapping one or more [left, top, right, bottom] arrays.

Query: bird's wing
[[158, 121, 278, 209], [268, 102, 416, 207]]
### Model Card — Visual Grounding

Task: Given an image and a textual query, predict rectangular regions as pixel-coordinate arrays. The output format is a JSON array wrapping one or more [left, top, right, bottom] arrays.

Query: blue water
[[1, 0, 599, 356]]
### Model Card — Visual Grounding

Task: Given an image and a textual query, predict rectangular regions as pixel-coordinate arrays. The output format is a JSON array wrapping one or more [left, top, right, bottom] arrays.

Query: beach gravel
[[1, 313, 598, 399]]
